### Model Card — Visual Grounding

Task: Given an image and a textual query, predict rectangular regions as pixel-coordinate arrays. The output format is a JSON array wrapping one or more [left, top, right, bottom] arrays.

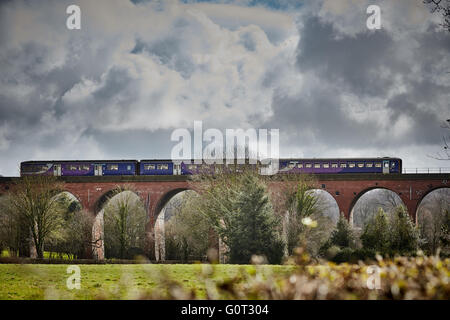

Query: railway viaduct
[[1, 173, 449, 259]]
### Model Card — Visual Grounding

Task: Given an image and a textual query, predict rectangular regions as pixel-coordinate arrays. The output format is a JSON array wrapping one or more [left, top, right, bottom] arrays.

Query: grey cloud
[[263, 12, 449, 157], [0, 0, 449, 177], [132, 37, 196, 78], [296, 16, 402, 97]]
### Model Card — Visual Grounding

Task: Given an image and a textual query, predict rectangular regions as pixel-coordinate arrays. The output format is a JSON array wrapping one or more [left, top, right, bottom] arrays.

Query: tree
[[352, 189, 402, 229], [424, 0, 450, 32], [327, 213, 356, 249], [165, 191, 211, 261], [0, 194, 30, 257], [417, 189, 450, 255], [428, 119, 450, 161], [319, 213, 357, 262], [7, 176, 63, 259], [356, 205, 421, 257], [103, 188, 148, 259], [388, 206, 421, 255], [226, 174, 285, 264], [360, 208, 389, 254], [283, 177, 334, 256], [194, 169, 285, 264]]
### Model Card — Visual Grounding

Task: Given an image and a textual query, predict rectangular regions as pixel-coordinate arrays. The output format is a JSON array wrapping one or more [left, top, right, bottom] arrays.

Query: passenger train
[[20, 157, 402, 176]]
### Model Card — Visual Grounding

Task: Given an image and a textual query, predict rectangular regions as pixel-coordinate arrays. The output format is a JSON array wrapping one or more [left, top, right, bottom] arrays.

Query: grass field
[[0, 263, 296, 300]]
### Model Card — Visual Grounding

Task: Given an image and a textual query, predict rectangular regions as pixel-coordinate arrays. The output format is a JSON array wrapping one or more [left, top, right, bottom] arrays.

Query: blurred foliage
[[101, 251, 450, 300]]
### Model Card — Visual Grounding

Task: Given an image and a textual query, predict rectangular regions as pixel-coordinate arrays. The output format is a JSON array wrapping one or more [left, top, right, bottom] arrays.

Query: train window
[[331, 163, 338, 168], [375, 163, 382, 168], [305, 163, 312, 168], [340, 163, 347, 168], [357, 163, 364, 168], [158, 164, 169, 170], [188, 164, 197, 170], [69, 165, 78, 171], [127, 165, 131, 171], [24, 165, 43, 172], [323, 163, 330, 168], [82, 165, 90, 170], [107, 164, 118, 171], [349, 163, 355, 168], [314, 163, 321, 168], [297, 163, 303, 168], [288, 163, 295, 168], [144, 164, 155, 170], [366, 163, 373, 168]]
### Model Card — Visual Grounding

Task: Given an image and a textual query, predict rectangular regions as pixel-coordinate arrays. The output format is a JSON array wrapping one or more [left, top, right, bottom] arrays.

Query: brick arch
[[94, 186, 143, 214], [153, 187, 192, 223], [92, 187, 146, 260], [349, 186, 406, 224], [53, 190, 83, 209], [307, 188, 340, 223], [415, 186, 450, 223]]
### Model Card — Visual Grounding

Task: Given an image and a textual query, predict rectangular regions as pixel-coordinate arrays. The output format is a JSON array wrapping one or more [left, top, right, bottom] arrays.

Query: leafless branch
[[424, 0, 450, 31]]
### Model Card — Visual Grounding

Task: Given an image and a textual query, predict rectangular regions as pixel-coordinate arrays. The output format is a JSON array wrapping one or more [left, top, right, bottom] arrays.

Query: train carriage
[[20, 160, 138, 177], [140, 159, 175, 176], [276, 157, 402, 175]]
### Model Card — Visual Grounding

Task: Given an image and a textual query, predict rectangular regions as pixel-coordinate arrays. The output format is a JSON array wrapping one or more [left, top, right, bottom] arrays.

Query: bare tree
[[417, 188, 450, 255], [424, 0, 450, 32], [103, 187, 148, 259], [6, 176, 63, 259], [0, 194, 30, 257], [164, 191, 211, 261], [429, 119, 450, 160], [353, 189, 403, 229]]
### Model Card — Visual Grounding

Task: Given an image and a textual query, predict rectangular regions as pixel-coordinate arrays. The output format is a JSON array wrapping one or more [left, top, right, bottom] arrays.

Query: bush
[[388, 206, 421, 255], [357, 206, 421, 259], [320, 214, 356, 258], [360, 208, 389, 255], [329, 214, 356, 249], [332, 247, 354, 263]]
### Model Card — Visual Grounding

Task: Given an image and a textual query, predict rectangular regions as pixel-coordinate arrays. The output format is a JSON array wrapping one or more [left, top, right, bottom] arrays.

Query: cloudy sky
[[0, 0, 449, 176]]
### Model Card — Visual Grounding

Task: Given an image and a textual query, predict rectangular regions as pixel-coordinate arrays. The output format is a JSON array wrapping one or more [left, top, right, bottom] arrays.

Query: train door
[[382, 160, 389, 174], [53, 164, 61, 176], [173, 163, 181, 175], [94, 164, 103, 176]]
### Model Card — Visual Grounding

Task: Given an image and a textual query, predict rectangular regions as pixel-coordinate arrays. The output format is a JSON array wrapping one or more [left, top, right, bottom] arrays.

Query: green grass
[[0, 264, 296, 300], [1, 250, 74, 260]]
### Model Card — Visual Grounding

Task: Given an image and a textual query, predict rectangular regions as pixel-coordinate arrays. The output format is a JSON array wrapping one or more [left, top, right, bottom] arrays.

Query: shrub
[[360, 208, 389, 255], [320, 214, 356, 257], [388, 206, 421, 256]]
